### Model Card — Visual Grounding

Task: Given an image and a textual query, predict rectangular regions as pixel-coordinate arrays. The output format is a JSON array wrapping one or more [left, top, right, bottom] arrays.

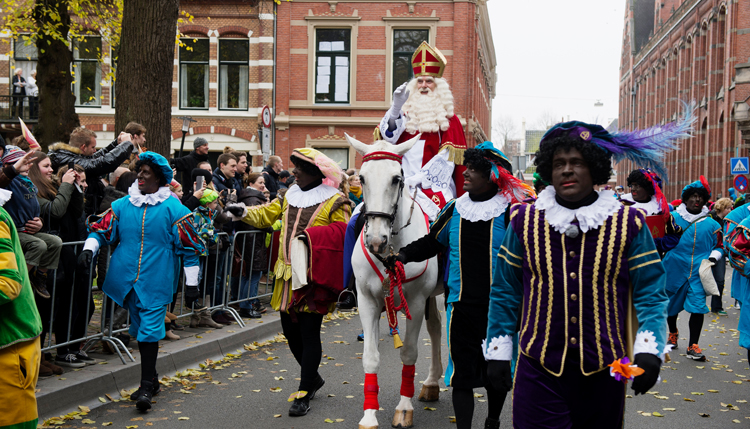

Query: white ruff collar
[[620, 193, 661, 215], [284, 183, 339, 208], [0, 188, 12, 206], [455, 193, 509, 222], [535, 187, 621, 234], [675, 203, 709, 222], [128, 182, 172, 207]]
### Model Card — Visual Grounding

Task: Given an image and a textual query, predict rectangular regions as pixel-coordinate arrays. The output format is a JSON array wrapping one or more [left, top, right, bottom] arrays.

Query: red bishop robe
[[394, 114, 467, 209]]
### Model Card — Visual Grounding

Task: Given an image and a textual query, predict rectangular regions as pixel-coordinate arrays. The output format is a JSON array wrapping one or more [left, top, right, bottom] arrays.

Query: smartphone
[[68, 161, 75, 171], [69, 161, 82, 193], [196, 175, 204, 190]]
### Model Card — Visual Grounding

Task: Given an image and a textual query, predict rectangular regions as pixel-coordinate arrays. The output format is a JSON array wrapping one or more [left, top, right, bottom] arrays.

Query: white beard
[[401, 83, 453, 134]]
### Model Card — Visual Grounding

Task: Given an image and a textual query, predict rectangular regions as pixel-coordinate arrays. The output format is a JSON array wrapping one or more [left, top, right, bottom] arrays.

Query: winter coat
[[37, 181, 85, 242], [5, 176, 40, 231], [234, 187, 269, 272], [212, 168, 240, 194], [170, 150, 208, 187], [98, 186, 127, 214], [48, 139, 135, 216], [262, 166, 281, 200]]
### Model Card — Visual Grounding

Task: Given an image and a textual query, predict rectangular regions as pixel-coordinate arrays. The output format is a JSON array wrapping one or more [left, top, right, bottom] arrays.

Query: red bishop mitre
[[411, 41, 447, 79]]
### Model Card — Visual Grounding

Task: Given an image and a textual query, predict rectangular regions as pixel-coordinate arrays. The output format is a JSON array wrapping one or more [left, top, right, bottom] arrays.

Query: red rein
[[385, 261, 411, 331]]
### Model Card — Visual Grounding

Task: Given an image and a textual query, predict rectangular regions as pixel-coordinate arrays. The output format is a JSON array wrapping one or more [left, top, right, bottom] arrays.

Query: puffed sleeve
[[241, 198, 284, 229], [84, 208, 120, 253], [173, 213, 205, 286], [628, 221, 669, 357]]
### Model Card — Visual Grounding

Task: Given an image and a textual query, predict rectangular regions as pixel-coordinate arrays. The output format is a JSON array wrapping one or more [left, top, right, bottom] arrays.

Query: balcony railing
[[0, 95, 38, 123]]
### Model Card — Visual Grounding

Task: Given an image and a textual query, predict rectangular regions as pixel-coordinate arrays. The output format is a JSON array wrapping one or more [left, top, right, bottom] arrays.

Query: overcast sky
[[486, 0, 626, 139]]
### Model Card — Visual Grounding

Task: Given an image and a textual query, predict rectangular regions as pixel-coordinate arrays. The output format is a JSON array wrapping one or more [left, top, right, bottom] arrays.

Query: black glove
[[225, 205, 245, 217], [184, 286, 202, 308], [383, 252, 407, 270], [487, 360, 512, 392], [77, 250, 93, 272], [631, 353, 661, 395]]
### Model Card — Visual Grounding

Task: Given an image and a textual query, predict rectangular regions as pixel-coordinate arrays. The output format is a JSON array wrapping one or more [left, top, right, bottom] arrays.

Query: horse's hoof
[[418, 385, 440, 402], [391, 409, 413, 428]]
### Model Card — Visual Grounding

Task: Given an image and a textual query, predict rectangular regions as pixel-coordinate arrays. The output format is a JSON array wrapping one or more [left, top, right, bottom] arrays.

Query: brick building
[[617, 0, 750, 200], [272, 0, 497, 170], [0, 0, 275, 169]]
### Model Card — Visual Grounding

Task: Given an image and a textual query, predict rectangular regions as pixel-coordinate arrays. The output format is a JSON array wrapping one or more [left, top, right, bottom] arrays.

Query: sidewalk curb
[[37, 315, 282, 419]]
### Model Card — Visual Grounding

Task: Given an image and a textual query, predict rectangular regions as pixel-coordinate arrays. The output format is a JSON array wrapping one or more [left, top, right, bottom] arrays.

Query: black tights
[[667, 313, 704, 346], [280, 311, 324, 391], [452, 386, 506, 429], [139, 341, 159, 382]]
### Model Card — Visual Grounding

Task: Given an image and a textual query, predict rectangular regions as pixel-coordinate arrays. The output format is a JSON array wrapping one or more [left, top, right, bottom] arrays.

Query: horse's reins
[[359, 150, 418, 348]]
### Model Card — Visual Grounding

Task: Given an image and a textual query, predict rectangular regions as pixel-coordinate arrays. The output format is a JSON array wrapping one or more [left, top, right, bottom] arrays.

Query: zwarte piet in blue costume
[[485, 106, 694, 427], [78, 151, 205, 412], [662, 176, 723, 361], [388, 141, 533, 429]]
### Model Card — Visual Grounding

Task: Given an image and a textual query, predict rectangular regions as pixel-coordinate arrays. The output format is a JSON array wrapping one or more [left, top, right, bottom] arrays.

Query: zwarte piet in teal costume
[[662, 176, 723, 362], [387, 141, 533, 429], [78, 151, 205, 412]]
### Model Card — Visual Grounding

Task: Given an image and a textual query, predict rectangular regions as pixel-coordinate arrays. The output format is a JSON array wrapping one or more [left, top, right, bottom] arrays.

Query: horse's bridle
[[360, 151, 417, 237]]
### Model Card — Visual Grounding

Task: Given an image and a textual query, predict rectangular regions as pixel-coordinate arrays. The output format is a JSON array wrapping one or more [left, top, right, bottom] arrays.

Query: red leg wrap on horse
[[400, 364, 416, 397], [363, 373, 380, 410]]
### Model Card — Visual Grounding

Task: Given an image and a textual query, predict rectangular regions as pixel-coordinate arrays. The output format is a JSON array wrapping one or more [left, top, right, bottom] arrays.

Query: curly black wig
[[681, 186, 709, 206], [626, 169, 655, 197], [290, 154, 325, 179], [534, 135, 613, 186], [463, 148, 512, 179], [135, 158, 169, 187]]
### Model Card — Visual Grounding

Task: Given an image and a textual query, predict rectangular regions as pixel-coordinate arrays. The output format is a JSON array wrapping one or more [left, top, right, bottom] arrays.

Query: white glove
[[388, 82, 410, 119]]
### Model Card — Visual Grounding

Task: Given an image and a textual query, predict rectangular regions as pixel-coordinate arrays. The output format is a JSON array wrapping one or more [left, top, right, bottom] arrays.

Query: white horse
[[346, 134, 443, 429]]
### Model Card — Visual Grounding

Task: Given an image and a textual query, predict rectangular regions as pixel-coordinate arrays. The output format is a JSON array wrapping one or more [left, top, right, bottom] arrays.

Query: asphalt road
[[46, 272, 750, 428]]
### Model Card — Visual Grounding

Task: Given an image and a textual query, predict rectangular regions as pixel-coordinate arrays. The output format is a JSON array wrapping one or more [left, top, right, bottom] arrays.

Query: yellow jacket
[[240, 188, 350, 313]]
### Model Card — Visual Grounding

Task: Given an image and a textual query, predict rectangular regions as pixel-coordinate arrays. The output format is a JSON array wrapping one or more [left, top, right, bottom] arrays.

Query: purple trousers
[[512, 353, 626, 428]]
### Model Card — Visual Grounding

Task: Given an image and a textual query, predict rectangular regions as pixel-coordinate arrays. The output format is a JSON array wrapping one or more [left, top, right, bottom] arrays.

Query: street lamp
[[177, 116, 197, 158]]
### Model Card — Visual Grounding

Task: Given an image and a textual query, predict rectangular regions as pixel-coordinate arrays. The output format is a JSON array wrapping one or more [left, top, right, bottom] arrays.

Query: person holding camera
[[78, 150, 205, 412]]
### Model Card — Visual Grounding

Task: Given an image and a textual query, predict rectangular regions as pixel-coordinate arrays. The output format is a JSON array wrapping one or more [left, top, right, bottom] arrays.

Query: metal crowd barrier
[[39, 230, 277, 365]]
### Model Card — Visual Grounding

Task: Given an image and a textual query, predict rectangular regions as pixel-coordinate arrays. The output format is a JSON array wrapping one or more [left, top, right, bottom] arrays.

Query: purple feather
[[600, 101, 696, 181]]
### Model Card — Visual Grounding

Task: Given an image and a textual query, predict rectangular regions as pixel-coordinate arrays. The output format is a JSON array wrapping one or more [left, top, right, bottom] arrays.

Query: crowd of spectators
[[0, 124, 312, 379]]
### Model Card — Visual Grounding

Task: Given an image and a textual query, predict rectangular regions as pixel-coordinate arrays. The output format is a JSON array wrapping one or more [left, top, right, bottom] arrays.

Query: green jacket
[[0, 206, 42, 349]]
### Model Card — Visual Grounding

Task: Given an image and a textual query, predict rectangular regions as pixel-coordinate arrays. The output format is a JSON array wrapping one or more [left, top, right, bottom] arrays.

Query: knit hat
[[1, 145, 25, 165], [193, 137, 208, 150], [199, 189, 219, 206]]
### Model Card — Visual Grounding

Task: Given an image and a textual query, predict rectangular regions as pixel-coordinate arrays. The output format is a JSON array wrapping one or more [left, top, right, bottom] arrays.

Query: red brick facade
[[0, 1, 275, 168], [617, 0, 750, 200], [273, 0, 496, 170]]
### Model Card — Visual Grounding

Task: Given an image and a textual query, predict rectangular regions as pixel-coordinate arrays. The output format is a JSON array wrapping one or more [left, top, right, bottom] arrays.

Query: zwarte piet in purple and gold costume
[[485, 110, 695, 427]]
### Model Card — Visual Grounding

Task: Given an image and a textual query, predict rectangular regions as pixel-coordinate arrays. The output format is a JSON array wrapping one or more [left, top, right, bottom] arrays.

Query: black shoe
[[74, 350, 97, 365], [135, 381, 153, 412], [252, 302, 267, 314], [485, 417, 500, 429], [308, 376, 325, 400], [55, 353, 85, 368], [336, 291, 356, 310], [239, 309, 261, 319], [130, 377, 161, 400], [288, 396, 310, 416]]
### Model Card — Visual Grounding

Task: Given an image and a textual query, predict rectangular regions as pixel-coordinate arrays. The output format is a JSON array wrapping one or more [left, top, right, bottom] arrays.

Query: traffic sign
[[261, 105, 272, 128], [731, 157, 749, 175], [734, 175, 748, 192]]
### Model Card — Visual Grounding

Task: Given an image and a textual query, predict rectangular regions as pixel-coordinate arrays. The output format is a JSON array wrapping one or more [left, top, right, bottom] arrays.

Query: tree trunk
[[33, 0, 80, 150], [115, 0, 179, 156]]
